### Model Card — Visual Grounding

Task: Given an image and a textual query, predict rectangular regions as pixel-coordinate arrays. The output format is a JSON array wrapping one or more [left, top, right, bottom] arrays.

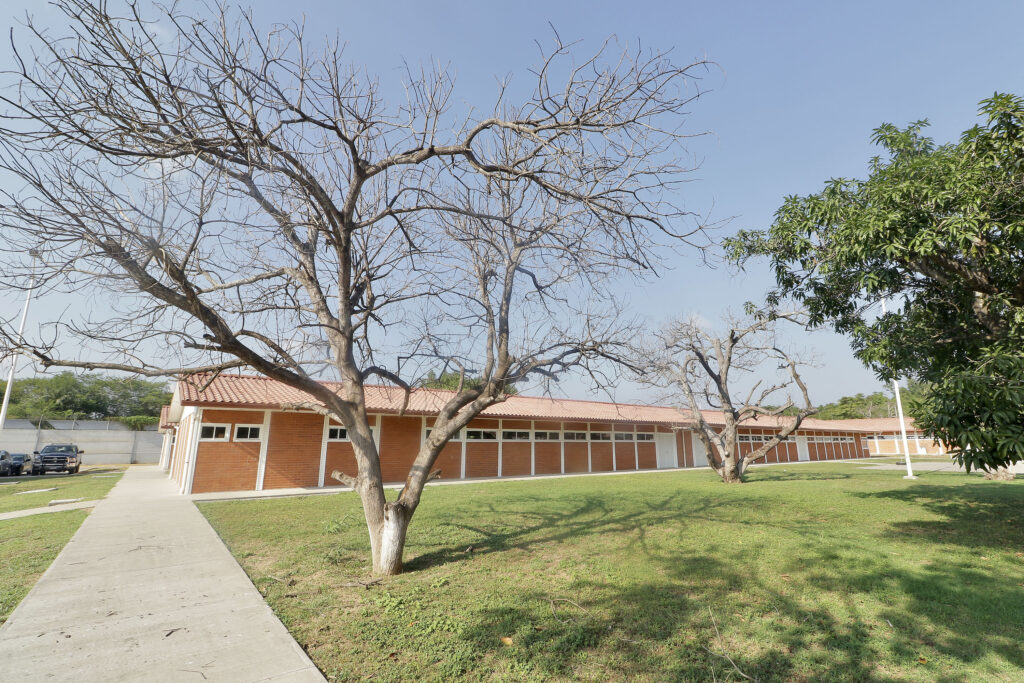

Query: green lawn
[[0, 510, 87, 624], [199, 464, 1024, 682], [0, 466, 125, 514]]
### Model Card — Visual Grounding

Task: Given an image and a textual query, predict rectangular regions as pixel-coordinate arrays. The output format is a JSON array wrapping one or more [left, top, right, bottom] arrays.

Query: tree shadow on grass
[[854, 482, 1024, 550], [454, 553, 886, 682], [744, 469, 854, 482], [449, 529, 1024, 682], [403, 493, 733, 573]]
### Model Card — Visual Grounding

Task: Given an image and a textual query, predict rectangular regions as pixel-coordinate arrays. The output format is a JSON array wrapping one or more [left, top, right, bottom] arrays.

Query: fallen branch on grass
[[703, 607, 757, 682]]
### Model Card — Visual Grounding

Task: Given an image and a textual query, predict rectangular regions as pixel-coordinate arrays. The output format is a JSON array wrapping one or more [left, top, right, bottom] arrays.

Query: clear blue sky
[[3, 0, 1023, 404]]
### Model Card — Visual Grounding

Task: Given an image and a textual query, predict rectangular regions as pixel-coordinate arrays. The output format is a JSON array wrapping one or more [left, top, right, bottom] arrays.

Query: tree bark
[[983, 466, 1015, 481], [372, 502, 412, 575], [719, 455, 744, 483]]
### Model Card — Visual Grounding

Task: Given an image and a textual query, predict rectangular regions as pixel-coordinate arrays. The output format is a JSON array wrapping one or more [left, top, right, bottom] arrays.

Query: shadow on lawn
[[452, 527, 1024, 682], [855, 482, 1024, 550], [403, 480, 1024, 680], [744, 469, 853, 482], [404, 492, 722, 572]]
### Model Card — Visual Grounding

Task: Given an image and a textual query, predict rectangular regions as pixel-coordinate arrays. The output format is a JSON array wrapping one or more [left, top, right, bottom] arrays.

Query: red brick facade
[[166, 396, 892, 495]]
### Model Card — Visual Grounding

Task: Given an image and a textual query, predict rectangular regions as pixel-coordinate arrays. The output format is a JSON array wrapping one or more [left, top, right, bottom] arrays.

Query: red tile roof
[[171, 373, 919, 434]]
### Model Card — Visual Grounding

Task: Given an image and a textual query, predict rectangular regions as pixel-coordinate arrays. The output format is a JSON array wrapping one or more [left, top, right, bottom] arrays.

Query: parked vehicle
[[0, 451, 13, 476], [32, 444, 85, 475], [10, 452, 35, 476]]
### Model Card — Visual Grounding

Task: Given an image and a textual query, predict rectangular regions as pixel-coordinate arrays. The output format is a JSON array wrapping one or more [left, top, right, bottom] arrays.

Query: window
[[199, 424, 228, 441], [502, 430, 531, 441], [424, 428, 461, 441], [614, 432, 634, 441], [534, 431, 560, 441], [590, 432, 611, 441], [328, 426, 348, 441], [563, 432, 588, 441], [465, 429, 497, 441], [636, 433, 654, 441], [234, 425, 262, 441]]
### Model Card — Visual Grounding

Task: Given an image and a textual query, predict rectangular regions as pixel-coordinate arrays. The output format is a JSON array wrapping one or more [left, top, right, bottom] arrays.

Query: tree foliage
[[0, 372, 170, 421], [421, 371, 517, 395], [814, 380, 929, 420], [730, 93, 1024, 470]]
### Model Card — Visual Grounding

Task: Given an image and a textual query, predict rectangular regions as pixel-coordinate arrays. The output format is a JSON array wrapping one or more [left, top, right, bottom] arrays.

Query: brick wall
[[378, 416, 421, 483], [263, 412, 321, 489], [534, 442, 561, 474], [193, 440, 259, 493]]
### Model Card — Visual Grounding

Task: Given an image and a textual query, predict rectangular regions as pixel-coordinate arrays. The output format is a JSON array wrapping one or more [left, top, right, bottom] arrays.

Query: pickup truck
[[32, 444, 85, 475]]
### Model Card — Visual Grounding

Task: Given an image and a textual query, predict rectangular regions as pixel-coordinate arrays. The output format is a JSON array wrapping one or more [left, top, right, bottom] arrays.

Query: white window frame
[[501, 430, 531, 441], [614, 432, 635, 441], [233, 424, 263, 442], [590, 431, 612, 441], [563, 431, 588, 441], [327, 425, 349, 442], [199, 423, 230, 442], [635, 432, 654, 441], [534, 431, 561, 441], [465, 429, 498, 441]]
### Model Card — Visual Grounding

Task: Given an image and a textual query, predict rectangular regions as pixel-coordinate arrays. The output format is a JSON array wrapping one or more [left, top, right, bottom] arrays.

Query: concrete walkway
[[0, 466, 325, 682], [0, 498, 98, 521]]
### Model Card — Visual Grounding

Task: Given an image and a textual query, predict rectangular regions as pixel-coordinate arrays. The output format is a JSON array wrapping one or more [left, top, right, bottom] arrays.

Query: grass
[[0, 510, 88, 624], [199, 463, 1024, 682], [0, 466, 125, 514]]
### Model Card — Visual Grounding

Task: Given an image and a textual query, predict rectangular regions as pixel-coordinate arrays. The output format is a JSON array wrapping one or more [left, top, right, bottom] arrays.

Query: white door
[[655, 433, 677, 469], [690, 432, 709, 468], [796, 436, 810, 461]]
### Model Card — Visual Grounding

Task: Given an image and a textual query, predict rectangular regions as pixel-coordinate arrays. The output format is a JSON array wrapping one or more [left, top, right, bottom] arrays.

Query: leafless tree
[[645, 311, 816, 483], [0, 1, 711, 574]]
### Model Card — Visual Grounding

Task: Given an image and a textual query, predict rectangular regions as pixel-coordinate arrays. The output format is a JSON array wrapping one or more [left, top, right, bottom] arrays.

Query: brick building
[[158, 374, 934, 494]]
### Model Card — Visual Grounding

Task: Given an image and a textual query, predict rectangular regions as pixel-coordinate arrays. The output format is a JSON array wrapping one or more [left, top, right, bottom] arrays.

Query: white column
[[255, 410, 271, 491], [587, 423, 592, 472], [497, 419, 503, 477], [559, 422, 565, 474], [318, 415, 330, 487], [460, 433, 467, 479], [181, 408, 203, 495], [634, 426, 639, 469], [530, 420, 536, 476]]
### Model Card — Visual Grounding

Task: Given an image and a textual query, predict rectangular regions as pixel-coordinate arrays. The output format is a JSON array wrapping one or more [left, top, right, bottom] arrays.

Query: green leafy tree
[[421, 371, 517, 395], [814, 381, 929, 421], [0, 372, 171, 422], [730, 93, 1024, 471]]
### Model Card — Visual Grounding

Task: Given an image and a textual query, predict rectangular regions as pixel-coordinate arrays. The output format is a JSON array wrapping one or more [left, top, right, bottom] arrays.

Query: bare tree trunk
[[373, 502, 412, 575], [984, 466, 1015, 481], [720, 459, 744, 483]]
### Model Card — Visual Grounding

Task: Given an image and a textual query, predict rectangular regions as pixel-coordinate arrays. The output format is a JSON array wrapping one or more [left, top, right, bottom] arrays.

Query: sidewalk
[[0, 466, 324, 682], [0, 499, 98, 521]]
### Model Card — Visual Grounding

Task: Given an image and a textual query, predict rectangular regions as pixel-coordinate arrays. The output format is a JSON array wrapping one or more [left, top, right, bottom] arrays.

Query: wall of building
[[866, 433, 945, 455], [174, 408, 880, 494]]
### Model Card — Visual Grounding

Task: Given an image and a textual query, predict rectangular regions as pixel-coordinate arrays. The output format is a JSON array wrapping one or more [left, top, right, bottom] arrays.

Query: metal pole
[[881, 299, 916, 479], [0, 271, 37, 433]]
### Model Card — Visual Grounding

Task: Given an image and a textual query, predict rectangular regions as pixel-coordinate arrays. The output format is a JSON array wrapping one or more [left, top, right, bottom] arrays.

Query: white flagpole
[[881, 298, 916, 480]]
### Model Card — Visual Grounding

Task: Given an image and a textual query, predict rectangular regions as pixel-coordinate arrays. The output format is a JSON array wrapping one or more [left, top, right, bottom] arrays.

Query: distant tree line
[[0, 372, 171, 427], [814, 380, 929, 421]]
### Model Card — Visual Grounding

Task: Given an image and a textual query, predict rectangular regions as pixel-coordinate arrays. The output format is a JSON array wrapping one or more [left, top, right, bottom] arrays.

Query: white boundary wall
[[0, 428, 162, 464]]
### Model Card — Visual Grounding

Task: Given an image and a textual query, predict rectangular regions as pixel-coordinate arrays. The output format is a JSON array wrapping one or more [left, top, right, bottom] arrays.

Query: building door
[[655, 433, 677, 469], [690, 432, 709, 467], [796, 436, 810, 461]]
